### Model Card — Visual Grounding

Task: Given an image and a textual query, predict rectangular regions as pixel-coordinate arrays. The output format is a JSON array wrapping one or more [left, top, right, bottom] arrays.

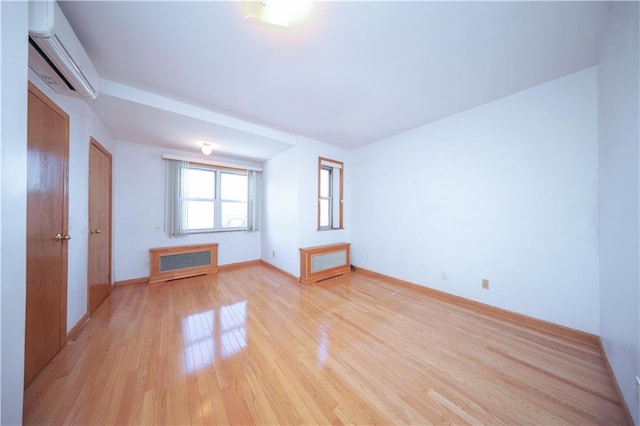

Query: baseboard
[[116, 262, 262, 284], [259, 260, 298, 281], [219, 259, 261, 271], [355, 267, 598, 346], [114, 277, 149, 287], [67, 313, 89, 342], [597, 338, 635, 426]]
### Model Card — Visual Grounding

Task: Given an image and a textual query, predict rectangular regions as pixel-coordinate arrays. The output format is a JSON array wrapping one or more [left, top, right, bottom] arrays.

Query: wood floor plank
[[23, 264, 628, 425]]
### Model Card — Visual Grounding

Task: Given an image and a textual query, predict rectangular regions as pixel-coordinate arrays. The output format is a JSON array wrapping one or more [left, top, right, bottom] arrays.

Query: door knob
[[54, 233, 71, 241], [90, 228, 102, 234]]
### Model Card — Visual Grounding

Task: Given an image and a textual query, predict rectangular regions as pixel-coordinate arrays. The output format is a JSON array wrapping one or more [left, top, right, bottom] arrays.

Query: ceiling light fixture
[[201, 142, 213, 155], [242, 0, 313, 28]]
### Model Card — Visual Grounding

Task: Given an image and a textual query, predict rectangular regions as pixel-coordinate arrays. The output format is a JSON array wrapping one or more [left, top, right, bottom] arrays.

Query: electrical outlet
[[272, 250, 276, 258], [441, 272, 448, 280], [635, 376, 639, 403], [482, 278, 489, 289]]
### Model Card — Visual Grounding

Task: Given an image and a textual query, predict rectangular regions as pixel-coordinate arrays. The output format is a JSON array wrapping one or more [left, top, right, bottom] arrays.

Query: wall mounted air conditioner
[[28, 0, 99, 99]]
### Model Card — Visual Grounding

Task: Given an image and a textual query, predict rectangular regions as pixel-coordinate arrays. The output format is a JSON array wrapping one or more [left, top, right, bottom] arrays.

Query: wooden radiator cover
[[149, 243, 218, 284], [299, 242, 351, 284]]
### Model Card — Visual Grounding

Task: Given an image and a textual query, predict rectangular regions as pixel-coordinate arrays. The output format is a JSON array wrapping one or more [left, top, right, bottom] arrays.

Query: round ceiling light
[[200, 142, 213, 155]]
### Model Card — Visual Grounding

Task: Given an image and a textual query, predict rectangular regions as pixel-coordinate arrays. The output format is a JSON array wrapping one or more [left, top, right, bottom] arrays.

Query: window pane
[[319, 199, 330, 228], [221, 173, 247, 201], [187, 169, 215, 199], [187, 200, 214, 230], [332, 170, 341, 228], [320, 168, 330, 197], [221, 201, 247, 228]]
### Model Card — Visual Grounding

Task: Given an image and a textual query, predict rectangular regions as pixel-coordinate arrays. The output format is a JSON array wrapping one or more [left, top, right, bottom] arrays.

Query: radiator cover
[[149, 243, 218, 283], [160, 251, 212, 272], [299, 242, 351, 284]]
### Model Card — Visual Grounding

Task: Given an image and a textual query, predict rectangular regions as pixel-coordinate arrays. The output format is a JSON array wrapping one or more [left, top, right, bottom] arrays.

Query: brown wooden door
[[25, 83, 69, 388], [88, 139, 112, 314]]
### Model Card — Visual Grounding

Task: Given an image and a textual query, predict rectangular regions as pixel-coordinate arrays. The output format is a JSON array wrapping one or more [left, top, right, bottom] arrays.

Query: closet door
[[88, 138, 112, 314], [24, 82, 69, 387]]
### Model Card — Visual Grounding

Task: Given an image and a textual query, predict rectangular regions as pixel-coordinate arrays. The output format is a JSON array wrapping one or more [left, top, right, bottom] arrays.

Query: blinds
[[320, 158, 342, 170]]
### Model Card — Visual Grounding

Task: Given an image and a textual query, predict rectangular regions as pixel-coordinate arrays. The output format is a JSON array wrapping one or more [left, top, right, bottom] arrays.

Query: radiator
[[149, 243, 218, 284], [299, 242, 351, 284]]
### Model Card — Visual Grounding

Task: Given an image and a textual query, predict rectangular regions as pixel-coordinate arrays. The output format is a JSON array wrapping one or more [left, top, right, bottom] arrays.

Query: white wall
[[1, 2, 28, 424], [296, 137, 351, 249], [261, 136, 350, 277], [597, 2, 640, 423], [113, 140, 261, 281], [29, 72, 116, 332], [351, 67, 599, 334], [1, 6, 3, 419], [261, 142, 300, 275]]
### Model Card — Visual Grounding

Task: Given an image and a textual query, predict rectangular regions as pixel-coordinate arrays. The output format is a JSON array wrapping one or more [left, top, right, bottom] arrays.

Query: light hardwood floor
[[23, 264, 628, 425]]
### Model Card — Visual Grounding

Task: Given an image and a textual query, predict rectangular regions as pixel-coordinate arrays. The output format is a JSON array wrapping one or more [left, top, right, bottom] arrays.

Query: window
[[185, 166, 248, 232], [166, 158, 260, 236], [220, 172, 248, 229], [185, 167, 216, 230], [318, 157, 344, 230]]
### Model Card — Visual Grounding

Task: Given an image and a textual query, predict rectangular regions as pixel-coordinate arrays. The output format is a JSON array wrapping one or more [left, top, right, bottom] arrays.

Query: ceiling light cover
[[242, 0, 313, 28], [201, 143, 213, 155]]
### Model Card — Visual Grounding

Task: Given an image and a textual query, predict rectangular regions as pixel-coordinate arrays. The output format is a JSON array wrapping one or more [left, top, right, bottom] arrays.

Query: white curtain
[[166, 159, 190, 237], [246, 170, 262, 232]]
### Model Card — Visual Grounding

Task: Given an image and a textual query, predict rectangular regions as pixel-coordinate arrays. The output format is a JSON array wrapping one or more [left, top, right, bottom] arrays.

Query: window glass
[[221, 201, 248, 229], [319, 199, 330, 228], [221, 173, 248, 201], [320, 168, 330, 198], [187, 168, 215, 199], [187, 200, 214, 230]]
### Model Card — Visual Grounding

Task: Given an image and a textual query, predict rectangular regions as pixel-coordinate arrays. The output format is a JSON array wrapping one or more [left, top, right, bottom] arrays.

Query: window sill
[[317, 227, 345, 232], [188, 228, 249, 235]]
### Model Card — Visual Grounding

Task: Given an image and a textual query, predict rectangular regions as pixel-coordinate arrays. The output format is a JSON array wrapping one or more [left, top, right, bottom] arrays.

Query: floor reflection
[[317, 319, 330, 369], [182, 300, 247, 373]]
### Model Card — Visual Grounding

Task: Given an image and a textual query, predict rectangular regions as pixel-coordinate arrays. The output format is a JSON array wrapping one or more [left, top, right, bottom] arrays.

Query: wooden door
[[88, 139, 112, 314], [25, 83, 69, 388]]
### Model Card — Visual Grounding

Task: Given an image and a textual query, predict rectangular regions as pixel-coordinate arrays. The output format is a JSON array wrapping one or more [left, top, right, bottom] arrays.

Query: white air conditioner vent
[[28, 0, 99, 99]]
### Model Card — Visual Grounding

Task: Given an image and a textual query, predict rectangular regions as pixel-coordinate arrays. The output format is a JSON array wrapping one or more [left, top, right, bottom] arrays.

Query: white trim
[[103, 79, 297, 146], [162, 153, 262, 172], [320, 159, 343, 169]]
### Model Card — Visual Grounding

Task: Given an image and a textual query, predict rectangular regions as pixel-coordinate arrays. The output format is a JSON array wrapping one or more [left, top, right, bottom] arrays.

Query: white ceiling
[[59, 1, 610, 162]]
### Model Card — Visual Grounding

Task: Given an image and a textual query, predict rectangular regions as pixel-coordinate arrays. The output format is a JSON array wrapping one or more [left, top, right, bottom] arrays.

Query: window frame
[[183, 165, 216, 232], [317, 157, 344, 231], [218, 170, 249, 231], [185, 164, 248, 234]]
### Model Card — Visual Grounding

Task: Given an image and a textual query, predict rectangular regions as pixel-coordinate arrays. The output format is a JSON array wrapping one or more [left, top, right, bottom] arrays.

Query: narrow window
[[318, 157, 343, 230]]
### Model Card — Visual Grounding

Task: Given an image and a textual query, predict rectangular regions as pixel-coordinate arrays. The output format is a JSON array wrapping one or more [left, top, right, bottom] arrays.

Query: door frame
[[27, 81, 69, 352], [87, 138, 112, 314]]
